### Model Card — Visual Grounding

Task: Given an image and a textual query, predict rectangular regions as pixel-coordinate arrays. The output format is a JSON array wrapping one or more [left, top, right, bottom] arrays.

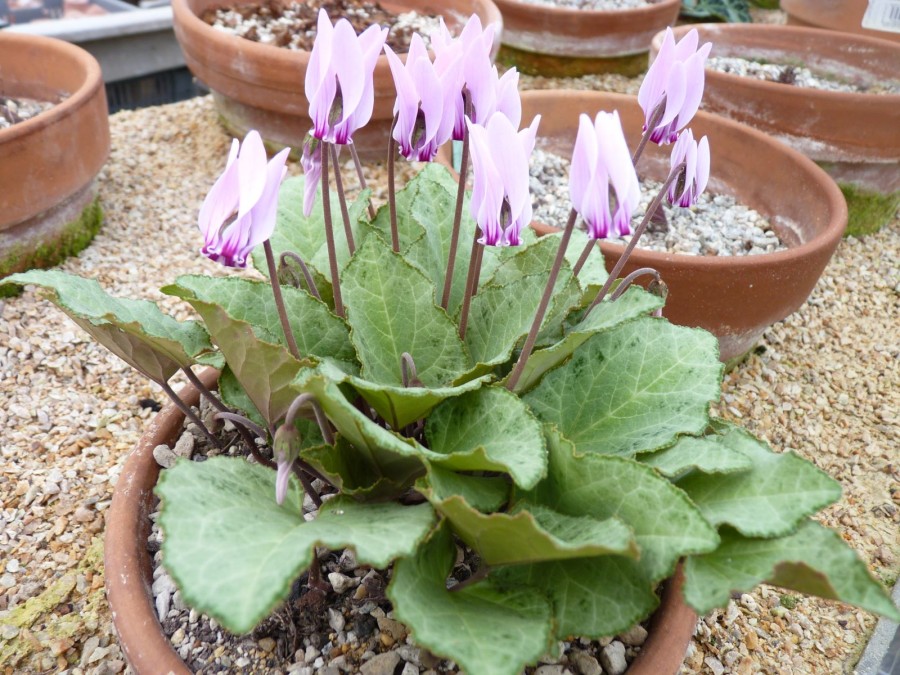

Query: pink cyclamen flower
[[300, 134, 323, 217], [198, 130, 290, 268], [466, 112, 540, 247], [385, 33, 460, 161], [667, 129, 710, 208], [569, 111, 640, 239], [305, 9, 388, 144], [431, 14, 497, 140], [637, 28, 712, 144]]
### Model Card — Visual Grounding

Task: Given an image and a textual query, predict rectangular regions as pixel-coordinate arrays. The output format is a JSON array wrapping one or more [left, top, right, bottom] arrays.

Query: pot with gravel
[[0, 32, 108, 292], [171, 0, 503, 160], [5, 17, 898, 675], [650, 23, 900, 236], [492, 0, 680, 77]]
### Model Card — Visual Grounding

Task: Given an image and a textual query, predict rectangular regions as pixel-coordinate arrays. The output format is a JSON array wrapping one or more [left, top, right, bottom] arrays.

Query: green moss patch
[[840, 183, 900, 238], [0, 197, 103, 298]]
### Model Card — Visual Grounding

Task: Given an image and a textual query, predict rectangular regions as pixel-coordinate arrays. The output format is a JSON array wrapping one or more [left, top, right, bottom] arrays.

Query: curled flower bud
[[198, 130, 289, 268], [273, 423, 302, 505], [638, 28, 711, 145], [569, 111, 640, 239], [667, 129, 710, 208]]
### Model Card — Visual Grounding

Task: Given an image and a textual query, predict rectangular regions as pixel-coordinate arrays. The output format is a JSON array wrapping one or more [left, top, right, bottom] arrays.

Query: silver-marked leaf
[[495, 555, 659, 639], [507, 287, 663, 393], [388, 523, 553, 675], [253, 177, 372, 301], [641, 429, 754, 478], [424, 492, 638, 566], [4, 270, 215, 382], [426, 386, 547, 489], [342, 236, 470, 387], [684, 521, 900, 621], [166, 275, 358, 372], [157, 456, 436, 634], [524, 317, 722, 457], [676, 426, 841, 537], [527, 426, 719, 581]]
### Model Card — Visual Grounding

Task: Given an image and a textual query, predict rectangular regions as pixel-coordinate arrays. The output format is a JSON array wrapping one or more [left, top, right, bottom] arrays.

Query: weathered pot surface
[[0, 33, 109, 279], [650, 23, 900, 194], [494, 0, 680, 76], [106, 369, 697, 674], [522, 89, 847, 364], [171, 0, 502, 160], [782, 0, 900, 44]]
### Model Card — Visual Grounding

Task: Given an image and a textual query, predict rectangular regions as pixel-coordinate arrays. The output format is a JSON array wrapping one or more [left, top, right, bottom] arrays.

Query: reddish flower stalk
[[321, 141, 345, 316]]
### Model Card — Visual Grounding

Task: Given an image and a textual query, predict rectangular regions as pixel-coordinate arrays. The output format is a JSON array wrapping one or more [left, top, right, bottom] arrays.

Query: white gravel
[[516, 0, 651, 9]]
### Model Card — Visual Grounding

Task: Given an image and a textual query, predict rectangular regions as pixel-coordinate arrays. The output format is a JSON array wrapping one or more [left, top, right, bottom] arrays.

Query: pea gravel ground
[[1, 31, 898, 675]]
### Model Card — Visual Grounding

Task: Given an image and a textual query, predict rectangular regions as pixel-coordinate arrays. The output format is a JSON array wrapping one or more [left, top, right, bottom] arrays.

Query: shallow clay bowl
[[650, 24, 900, 192], [172, 0, 502, 159], [522, 89, 847, 364], [493, 0, 680, 75], [0, 33, 109, 235]]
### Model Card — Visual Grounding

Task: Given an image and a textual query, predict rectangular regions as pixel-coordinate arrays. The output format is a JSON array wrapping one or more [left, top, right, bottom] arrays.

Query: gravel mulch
[[0, 96, 59, 129], [1, 62, 897, 675]]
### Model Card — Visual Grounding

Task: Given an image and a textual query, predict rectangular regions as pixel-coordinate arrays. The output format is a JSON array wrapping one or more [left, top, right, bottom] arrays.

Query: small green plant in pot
[[6, 18, 898, 675]]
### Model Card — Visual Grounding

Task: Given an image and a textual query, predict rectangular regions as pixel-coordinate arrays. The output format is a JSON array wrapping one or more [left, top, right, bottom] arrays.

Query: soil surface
[[203, 0, 441, 51], [0, 8, 897, 672]]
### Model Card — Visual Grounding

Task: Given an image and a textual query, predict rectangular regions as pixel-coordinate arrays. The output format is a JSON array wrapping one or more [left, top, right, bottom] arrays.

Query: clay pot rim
[[493, 0, 679, 20], [655, 23, 900, 104], [0, 33, 105, 144], [522, 89, 848, 268], [106, 369, 696, 674], [171, 0, 504, 69]]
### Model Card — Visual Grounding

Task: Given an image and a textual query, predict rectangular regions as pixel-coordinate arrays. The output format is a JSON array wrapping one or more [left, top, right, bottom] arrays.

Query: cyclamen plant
[[5, 17, 898, 675]]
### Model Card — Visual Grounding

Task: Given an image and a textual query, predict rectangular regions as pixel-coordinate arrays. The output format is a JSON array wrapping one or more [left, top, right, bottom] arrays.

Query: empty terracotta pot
[[522, 89, 847, 364], [782, 0, 900, 44], [0, 33, 108, 280], [650, 24, 900, 194], [171, 0, 502, 160], [494, 0, 680, 76], [106, 367, 696, 673]]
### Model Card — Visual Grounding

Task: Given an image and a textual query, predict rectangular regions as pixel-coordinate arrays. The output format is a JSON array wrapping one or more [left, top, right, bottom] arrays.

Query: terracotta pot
[[0, 33, 109, 281], [782, 0, 900, 44], [521, 89, 847, 364], [649, 24, 900, 194], [494, 0, 680, 76], [106, 370, 697, 673], [171, 0, 503, 160]]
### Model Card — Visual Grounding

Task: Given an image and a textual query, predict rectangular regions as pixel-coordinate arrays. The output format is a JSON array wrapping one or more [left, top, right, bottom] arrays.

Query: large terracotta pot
[[171, 0, 502, 160], [106, 369, 697, 674], [0, 33, 108, 283], [782, 0, 900, 44], [650, 24, 900, 195], [494, 0, 680, 76], [522, 89, 847, 364]]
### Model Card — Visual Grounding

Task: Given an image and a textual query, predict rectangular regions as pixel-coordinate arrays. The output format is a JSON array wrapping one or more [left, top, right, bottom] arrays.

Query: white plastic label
[[862, 0, 900, 34]]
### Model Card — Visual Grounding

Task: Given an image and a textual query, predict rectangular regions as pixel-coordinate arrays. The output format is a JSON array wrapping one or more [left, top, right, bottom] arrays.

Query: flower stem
[[330, 143, 355, 255], [609, 267, 662, 301], [280, 251, 321, 300], [286, 393, 335, 446], [572, 237, 595, 277], [632, 96, 667, 167], [292, 463, 322, 507], [441, 93, 472, 311], [387, 114, 400, 253], [321, 142, 345, 317], [584, 162, 685, 319], [264, 240, 302, 359], [158, 378, 222, 449], [349, 142, 376, 221], [457, 228, 484, 340], [506, 208, 579, 392]]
